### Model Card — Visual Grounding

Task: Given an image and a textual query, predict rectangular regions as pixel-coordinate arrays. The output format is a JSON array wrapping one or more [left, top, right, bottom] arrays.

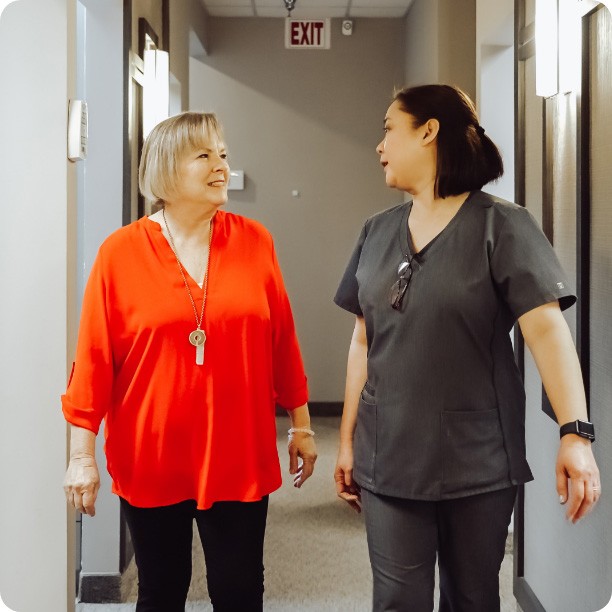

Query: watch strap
[[559, 419, 595, 442]]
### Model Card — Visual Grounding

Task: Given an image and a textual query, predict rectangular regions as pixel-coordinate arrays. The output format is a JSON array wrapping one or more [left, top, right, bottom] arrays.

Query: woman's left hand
[[556, 435, 601, 523], [288, 433, 317, 488]]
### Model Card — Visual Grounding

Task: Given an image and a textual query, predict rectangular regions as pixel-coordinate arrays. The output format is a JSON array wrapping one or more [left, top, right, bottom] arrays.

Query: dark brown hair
[[393, 84, 503, 198]]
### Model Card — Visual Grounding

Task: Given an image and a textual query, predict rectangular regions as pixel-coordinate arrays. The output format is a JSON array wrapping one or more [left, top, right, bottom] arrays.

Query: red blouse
[[62, 211, 308, 509]]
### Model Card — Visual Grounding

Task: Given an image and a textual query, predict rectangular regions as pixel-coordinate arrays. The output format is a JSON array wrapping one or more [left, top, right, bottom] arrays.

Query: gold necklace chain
[[162, 208, 214, 332]]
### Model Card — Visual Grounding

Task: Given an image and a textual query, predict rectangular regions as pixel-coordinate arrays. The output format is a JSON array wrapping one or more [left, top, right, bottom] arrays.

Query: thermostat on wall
[[67, 99, 88, 162], [228, 170, 244, 190]]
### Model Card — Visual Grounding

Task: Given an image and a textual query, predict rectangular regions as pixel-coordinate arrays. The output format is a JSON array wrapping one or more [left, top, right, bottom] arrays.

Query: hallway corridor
[[77, 417, 516, 611]]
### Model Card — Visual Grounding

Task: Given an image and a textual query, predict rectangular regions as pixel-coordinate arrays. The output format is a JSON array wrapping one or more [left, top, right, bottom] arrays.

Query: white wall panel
[[0, 0, 76, 610]]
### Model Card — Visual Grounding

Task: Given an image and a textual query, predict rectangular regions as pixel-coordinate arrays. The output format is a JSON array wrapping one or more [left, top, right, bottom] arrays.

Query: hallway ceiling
[[199, 0, 415, 19]]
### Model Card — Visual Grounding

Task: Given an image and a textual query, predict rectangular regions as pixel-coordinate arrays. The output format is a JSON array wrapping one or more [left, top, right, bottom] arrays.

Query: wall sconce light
[[536, 0, 609, 97], [143, 49, 169, 138], [535, 0, 559, 97], [559, 0, 586, 93]]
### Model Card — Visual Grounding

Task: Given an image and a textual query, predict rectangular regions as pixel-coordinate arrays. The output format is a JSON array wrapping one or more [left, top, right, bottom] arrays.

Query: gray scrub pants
[[361, 486, 517, 612]]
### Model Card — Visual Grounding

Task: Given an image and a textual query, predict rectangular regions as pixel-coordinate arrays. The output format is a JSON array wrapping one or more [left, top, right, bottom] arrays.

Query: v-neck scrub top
[[334, 191, 576, 500], [62, 211, 308, 510]]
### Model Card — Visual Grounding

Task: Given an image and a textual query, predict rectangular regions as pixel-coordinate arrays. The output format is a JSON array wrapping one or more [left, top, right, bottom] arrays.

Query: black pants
[[361, 486, 517, 612], [120, 496, 269, 612]]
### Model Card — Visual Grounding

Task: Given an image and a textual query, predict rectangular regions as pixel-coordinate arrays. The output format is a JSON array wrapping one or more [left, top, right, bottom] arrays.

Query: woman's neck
[[160, 203, 217, 239], [411, 188, 470, 213]]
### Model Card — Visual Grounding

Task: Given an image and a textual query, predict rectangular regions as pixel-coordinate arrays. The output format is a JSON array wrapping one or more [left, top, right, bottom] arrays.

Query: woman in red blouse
[[62, 112, 317, 611]]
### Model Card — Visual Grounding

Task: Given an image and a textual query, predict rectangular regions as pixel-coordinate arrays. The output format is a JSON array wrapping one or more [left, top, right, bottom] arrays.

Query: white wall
[[0, 0, 76, 610], [76, 0, 124, 579], [476, 0, 514, 201]]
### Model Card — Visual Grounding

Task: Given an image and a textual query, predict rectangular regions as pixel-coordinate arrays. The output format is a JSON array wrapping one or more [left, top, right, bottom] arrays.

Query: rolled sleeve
[[61, 251, 114, 434], [269, 244, 308, 409]]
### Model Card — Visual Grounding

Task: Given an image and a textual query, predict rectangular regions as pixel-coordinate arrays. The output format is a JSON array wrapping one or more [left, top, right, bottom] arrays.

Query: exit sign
[[285, 19, 331, 49]]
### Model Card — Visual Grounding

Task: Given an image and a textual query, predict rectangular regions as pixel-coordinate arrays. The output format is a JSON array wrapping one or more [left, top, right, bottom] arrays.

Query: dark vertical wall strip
[[119, 0, 134, 555], [138, 17, 159, 56], [119, 0, 134, 573], [540, 99, 557, 421], [136, 19, 160, 219], [541, 101, 554, 244], [121, 0, 134, 571], [162, 0, 169, 52], [513, 0, 526, 593], [577, 14, 591, 412], [539, 45, 563, 425], [122, 0, 132, 226]]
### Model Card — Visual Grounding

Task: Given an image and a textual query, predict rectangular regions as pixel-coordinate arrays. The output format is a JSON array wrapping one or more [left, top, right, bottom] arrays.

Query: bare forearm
[[340, 317, 368, 446], [69, 424, 97, 459], [519, 303, 587, 425], [288, 404, 311, 429]]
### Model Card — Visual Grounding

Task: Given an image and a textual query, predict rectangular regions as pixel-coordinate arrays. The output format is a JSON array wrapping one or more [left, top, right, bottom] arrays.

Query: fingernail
[[559, 495, 566, 504]]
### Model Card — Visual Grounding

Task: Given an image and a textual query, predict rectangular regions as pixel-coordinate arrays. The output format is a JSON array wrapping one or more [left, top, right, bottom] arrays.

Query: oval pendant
[[189, 329, 206, 347]]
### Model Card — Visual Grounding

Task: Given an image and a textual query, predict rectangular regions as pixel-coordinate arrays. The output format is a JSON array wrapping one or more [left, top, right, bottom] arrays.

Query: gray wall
[[438, 0, 476, 98], [169, 0, 208, 110], [189, 18, 405, 401], [405, 0, 439, 86], [405, 0, 476, 100]]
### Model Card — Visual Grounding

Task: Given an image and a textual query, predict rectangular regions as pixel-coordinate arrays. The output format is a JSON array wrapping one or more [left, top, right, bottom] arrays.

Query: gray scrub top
[[334, 190, 576, 500]]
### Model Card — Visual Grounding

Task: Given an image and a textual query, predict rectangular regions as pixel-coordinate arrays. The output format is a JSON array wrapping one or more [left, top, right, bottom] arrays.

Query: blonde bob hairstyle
[[139, 111, 225, 207]]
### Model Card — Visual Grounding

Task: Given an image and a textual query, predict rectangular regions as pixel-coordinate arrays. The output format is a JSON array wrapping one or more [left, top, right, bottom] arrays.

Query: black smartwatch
[[559, 419, 595, 442]]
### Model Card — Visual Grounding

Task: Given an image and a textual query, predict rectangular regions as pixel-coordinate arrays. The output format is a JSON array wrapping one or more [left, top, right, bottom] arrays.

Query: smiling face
[[376, 100, 438, 195], [139, 112, 233, 211], [170, 139, 230, 210]]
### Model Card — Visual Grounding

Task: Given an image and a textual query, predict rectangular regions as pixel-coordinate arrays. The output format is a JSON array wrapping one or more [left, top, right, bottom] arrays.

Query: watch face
[[577, 420, 595, 437], [560, 420, 595, 441]]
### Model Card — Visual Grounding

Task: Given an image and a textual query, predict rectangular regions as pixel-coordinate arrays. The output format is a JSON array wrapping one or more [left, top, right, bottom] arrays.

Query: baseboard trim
[[276, 401, 343, 417], [79, 573, 122, 603], [514, 577, 546, 612]]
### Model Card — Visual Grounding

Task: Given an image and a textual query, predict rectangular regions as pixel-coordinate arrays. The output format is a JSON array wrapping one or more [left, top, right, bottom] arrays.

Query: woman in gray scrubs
[[333, 84, 601, 611]]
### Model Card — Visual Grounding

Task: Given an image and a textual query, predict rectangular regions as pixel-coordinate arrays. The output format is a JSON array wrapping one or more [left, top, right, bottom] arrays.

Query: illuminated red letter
[[313, 22, 323, 45], [291, 22, 300, 45]]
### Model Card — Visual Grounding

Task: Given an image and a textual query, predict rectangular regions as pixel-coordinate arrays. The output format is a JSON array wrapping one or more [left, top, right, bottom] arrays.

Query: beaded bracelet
[[288, 427, 315, 436]]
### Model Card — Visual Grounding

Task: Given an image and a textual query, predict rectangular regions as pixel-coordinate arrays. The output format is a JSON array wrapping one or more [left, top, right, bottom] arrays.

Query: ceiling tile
[[256, 0, 347, 5], [201, 0, 415, 18], [349, 7, 407, 18], [203, 0, 252, 6], [257, 7, 346, 18], [206, 6, 256, 16], [351, 0, 411, 6]]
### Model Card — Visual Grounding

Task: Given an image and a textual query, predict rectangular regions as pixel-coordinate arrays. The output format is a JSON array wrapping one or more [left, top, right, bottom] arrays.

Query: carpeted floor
[[83, 416, 516, 611]]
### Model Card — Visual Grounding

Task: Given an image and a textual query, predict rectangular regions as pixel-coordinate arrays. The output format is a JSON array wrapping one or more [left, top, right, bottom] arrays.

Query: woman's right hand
[[334, 444, 361, 513], [63, 454, 100, 517]]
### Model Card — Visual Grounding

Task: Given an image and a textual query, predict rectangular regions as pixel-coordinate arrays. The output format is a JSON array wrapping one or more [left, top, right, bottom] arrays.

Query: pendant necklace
[[163, 208, 213, 366]]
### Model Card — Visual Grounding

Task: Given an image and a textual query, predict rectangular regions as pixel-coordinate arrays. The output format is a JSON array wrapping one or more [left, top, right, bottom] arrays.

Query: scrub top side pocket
[[353, 384, 377, 488]]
